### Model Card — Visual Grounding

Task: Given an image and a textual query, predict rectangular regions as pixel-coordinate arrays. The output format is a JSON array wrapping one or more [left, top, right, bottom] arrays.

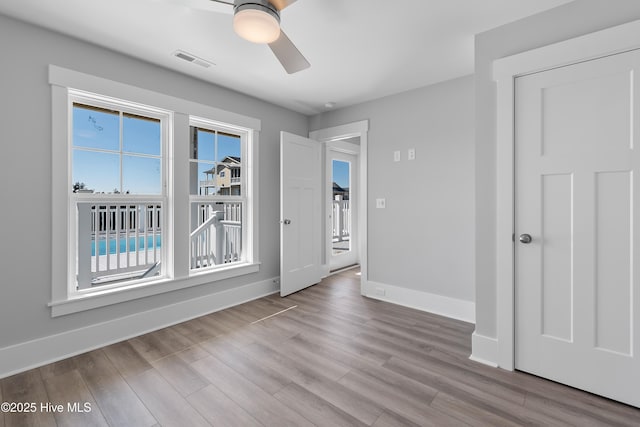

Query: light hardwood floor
[[2, 269, 639, 426]]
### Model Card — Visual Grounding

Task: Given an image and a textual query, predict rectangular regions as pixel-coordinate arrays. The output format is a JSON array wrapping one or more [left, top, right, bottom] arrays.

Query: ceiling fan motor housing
[[234, 0, 281, 23]]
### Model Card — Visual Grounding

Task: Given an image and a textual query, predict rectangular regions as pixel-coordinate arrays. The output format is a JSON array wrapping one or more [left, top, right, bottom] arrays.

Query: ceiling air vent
[[173, 50, 214, 68]]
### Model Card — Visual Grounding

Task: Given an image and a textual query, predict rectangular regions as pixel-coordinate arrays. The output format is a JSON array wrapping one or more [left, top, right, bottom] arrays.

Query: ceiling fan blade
[[269, 0, 298, 11], [268, 30, 310, 74]]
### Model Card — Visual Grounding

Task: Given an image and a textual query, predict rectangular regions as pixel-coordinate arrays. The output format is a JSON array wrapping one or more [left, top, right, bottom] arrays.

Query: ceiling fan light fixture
[[233, 3, 281, 44]]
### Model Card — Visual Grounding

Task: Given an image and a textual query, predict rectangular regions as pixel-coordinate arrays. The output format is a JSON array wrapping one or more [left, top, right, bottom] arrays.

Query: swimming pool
[[91, 235, 162, 256]]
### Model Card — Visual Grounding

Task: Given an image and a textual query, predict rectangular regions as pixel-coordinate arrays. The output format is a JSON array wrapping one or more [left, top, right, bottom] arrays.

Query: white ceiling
[[0, 0, 572, 115]]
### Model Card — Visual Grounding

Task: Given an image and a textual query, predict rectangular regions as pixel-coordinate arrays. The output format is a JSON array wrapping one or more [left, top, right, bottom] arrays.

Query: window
[[70, 93, 170, 291], [189, 120, 247, 271], [50, 66, 260, 316]]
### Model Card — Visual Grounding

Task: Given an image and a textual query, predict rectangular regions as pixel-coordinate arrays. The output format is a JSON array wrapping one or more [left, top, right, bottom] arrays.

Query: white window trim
[[50, 65, 261, 317]]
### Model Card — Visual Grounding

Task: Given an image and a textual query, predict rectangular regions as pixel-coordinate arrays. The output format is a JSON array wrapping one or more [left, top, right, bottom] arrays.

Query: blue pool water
[[91, 235, 162, 256]]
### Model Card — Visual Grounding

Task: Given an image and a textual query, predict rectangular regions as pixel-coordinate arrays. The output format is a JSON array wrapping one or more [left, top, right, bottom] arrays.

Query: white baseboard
[[363, 280, 475, 324], [469, 331, 499, 367], [0, 277, 279, 379]]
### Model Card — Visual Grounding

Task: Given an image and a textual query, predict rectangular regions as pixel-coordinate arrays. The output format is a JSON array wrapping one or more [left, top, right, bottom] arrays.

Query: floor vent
[[173, 50, 214, 68]]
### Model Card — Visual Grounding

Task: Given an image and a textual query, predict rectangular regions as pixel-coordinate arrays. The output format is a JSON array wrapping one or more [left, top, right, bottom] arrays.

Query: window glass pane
[[219, 133, 241, 196], [217, 160, 242, 196], [190, 201, 243, 269], [122, 155, 161, 194], [190, 161, 218, 195], [332, 160, 350, 194], [73, 104, 119, 151], [123, 114, 161, 155], [72, 150, 119, 193], [217, 132, 241, 162], [191, 128, 215, 161], [332, 159, 351, 254]]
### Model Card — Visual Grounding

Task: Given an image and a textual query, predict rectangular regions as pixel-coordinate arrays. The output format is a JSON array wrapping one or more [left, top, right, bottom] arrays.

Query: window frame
[[188, 117, 252, 274], [50, 65, 261, 317], [69, 90, 172, 293]]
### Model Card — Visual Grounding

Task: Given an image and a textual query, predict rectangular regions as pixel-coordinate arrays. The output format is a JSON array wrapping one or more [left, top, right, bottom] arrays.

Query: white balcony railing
[[190, 202, 242, 270], [77, 201, 162, 289], [332, 200, 350, 242]]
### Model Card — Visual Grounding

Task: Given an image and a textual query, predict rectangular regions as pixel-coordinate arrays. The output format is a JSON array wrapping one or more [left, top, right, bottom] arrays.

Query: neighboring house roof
[[203, 156, 241, 175], [223, 156, 241, 164]]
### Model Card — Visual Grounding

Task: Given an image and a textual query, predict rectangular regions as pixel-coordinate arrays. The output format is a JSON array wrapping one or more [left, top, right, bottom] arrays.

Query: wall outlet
[[374, 287, 386, 296], [393, 150, 401, 162], [376, 198, 386, 209], [408, 148, 416, 160]]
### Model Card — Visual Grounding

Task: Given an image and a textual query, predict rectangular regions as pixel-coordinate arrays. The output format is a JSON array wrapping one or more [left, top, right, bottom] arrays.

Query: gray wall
[[474, 0, 640, 338], [0, 14, 307, 348], [310, 76, 475, 303]]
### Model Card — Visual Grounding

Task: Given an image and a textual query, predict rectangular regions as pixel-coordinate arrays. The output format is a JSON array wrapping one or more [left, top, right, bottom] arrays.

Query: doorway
[[309, 120, 369, 285]]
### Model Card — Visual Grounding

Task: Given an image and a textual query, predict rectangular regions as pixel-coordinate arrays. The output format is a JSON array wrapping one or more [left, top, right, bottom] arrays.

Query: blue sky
[[72, 106, 240, 194], [332, 159, 350, 189], [193, 129, 241, 163]]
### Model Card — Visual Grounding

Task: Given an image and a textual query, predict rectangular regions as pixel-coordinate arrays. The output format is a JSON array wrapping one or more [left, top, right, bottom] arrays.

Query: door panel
[[515, 49, 640, 407], [595, 171, 632, 355], [540, 173, 573, 342], [280, 132, 322, 296]]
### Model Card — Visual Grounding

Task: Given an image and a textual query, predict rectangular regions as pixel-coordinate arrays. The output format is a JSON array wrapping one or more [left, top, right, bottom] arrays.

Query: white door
[[328, 144, 359, 271], [280, 131, 322, 296], [515, 49, 640, 407]]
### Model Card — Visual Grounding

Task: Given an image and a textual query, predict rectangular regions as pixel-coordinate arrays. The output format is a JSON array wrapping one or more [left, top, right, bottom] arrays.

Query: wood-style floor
[[2, 269, 639, 426]]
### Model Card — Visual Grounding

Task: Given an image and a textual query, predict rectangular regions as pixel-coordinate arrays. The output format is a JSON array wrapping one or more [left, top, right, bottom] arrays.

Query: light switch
[[376, 198, 386, 209], [408, 148, 416, 160], [393, 151, 401, 162]]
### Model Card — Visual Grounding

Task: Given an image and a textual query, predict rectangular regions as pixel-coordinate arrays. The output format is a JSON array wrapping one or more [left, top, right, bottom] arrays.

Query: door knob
[[519, 234, 532, 244]]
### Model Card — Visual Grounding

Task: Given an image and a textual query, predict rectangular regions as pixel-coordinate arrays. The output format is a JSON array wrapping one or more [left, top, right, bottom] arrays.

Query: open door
[[280, 132, 322, 296]]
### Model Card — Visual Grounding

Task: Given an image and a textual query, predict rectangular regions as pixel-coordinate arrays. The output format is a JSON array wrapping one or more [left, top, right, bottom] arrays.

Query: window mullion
[[119, 111, 124, 193]]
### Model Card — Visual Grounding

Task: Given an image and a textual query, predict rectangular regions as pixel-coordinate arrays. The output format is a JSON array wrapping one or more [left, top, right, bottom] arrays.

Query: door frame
[[493, 19, 640, 371], [310, 120, 369, 292]]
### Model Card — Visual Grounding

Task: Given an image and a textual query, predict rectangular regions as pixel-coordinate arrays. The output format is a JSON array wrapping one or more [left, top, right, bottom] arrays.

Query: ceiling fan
[[207, 0, 310, 74]]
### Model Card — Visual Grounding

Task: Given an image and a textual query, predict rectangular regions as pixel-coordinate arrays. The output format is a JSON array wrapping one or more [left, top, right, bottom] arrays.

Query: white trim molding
[[0, 277, 279, 379], [309, 120, 369, 142], [492, 19, 640, 371], [364, 281, 475, 324], [469, 332, 499, 368], [49, 65, 261, 130]]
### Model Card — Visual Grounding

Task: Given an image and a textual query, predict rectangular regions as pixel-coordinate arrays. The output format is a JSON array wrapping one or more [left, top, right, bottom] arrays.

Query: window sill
[[49, 262, 260, 317]]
